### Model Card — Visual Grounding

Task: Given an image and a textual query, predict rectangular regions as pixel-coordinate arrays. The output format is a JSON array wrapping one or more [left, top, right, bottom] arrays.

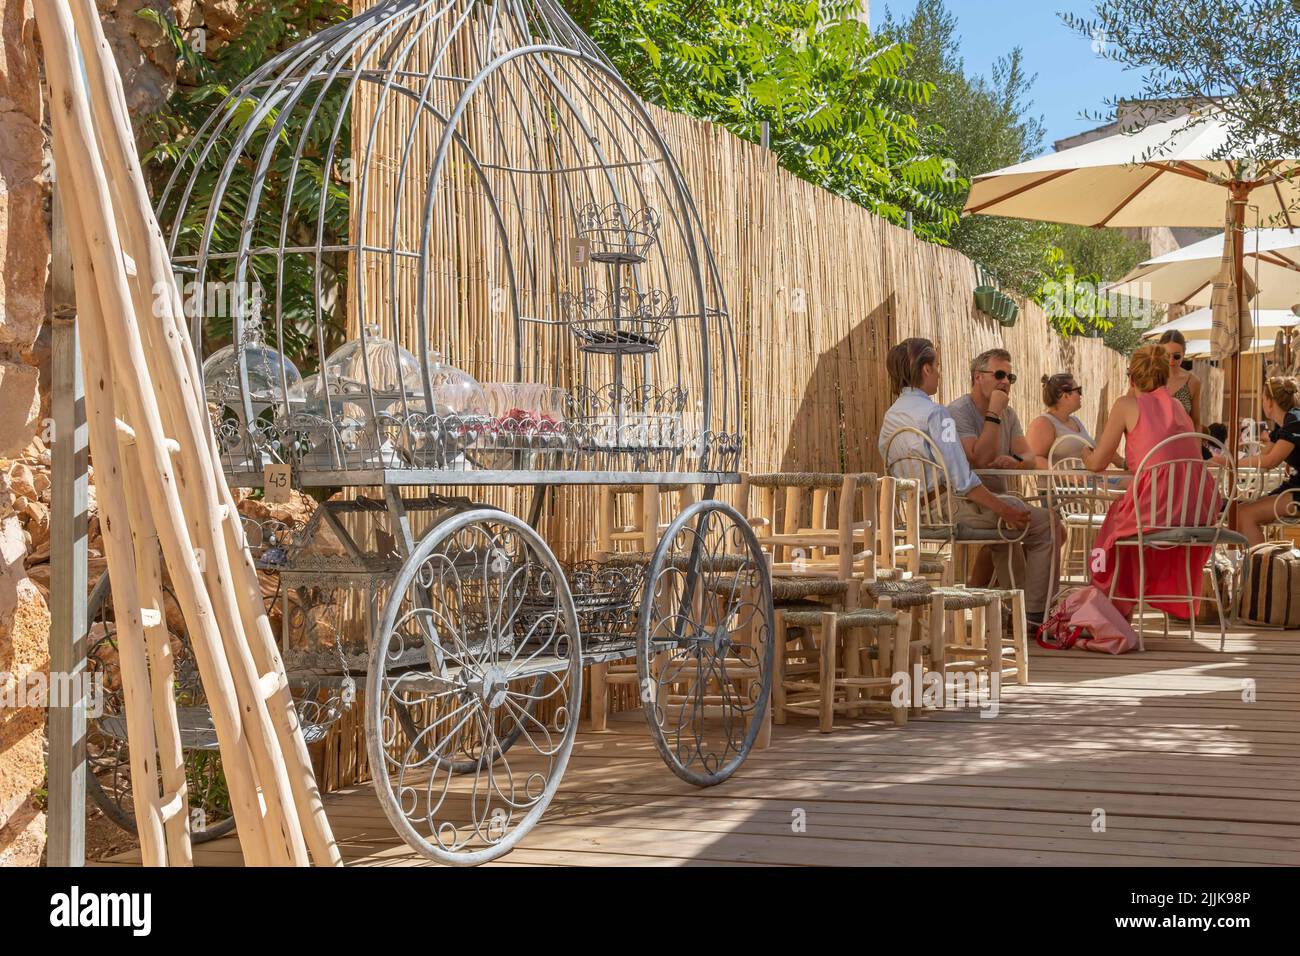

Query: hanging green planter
[[998, 297, 1020, 327], [988, 291, 1009, 321], [973, 285, 997, 314]]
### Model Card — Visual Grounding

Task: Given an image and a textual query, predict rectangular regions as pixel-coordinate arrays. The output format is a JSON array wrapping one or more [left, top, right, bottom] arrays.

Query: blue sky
[[874, 0, 1142, 155]]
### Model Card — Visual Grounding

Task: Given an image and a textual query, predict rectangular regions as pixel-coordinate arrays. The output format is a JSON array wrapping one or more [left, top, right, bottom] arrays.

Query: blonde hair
[[1128, 344, 1170, 393], [1262, 376, 1299, 411]]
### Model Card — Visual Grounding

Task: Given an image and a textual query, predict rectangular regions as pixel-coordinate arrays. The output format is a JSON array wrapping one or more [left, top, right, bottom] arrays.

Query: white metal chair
[[1044, 435, 1114, 588], [883, 426, 1030, 587], [1108, 433, 1246, 651]]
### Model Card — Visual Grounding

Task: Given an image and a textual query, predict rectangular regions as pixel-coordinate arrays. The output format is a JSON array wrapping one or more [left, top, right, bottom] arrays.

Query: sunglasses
[[1169, 353, 1184, 362], [1063, 385, 1083, 395], [979, 369, 1017, 384]]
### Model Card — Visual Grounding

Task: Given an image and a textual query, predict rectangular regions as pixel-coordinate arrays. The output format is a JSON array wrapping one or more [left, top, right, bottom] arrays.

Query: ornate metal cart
[[127, 0, 774, 865]]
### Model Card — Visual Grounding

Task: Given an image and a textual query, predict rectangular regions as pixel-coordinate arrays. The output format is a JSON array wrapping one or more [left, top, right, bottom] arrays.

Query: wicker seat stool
[[928, 587, 1006, 704], [773, 604, 908, 731], [988, 588, 1030, 686]]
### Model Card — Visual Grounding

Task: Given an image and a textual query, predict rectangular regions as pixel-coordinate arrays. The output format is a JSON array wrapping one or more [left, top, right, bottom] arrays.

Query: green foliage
[[137, 2, 352, 369], [1063, 1, 1300, 161], [1033, 246, 1157, 353], [571, 0, 966, 240], [1053, 223, 1151, 282], [879, 0, 1053, 293], [882, 0, 1162, 351]]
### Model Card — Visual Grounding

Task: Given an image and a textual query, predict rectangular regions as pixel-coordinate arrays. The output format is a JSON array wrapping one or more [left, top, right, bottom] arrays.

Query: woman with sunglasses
[[1158, 330, 1202, 434], [1027, 373, 1094, 466]]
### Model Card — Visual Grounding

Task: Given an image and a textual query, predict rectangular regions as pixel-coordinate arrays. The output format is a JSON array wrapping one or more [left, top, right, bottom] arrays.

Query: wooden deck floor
[[104, 624, 1300, 867]]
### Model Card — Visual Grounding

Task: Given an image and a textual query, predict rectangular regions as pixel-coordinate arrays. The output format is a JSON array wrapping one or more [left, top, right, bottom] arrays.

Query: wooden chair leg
[[891, 614, 910, 726], [1011, 589, 1029, 685], [773, 609, 787, 726], [928, 593, 946, 688], [589, 662, 609, 732], [845, 627, 862, 718], [819, 613, 836, 733], [986, 595, 1003, 702]]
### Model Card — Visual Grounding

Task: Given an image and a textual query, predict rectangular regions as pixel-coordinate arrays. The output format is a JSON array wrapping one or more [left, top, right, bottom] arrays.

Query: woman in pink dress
[[1083, 345, 1221, 619]]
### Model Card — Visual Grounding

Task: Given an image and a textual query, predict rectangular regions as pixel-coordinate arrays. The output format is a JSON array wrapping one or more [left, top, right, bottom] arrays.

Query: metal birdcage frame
[[107, 0, 775, 866]]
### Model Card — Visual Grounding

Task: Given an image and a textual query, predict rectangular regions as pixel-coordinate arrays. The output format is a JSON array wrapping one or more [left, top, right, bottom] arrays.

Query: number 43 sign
[[262, 463, 292, 503]]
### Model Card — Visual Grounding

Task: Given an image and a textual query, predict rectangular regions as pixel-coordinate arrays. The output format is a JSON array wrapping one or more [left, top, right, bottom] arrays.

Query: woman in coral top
[[1082, 345, 1221, 619]]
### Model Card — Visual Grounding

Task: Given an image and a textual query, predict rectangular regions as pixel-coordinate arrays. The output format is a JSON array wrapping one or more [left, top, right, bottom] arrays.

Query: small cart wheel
[[366, 509, 582, 865], [637, 499, 774, 787]]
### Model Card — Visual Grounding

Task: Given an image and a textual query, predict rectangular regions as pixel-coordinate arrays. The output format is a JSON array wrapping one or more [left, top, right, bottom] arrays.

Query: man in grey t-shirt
[[945, 348, 1057, 618], [946, 396, 1024, 494]]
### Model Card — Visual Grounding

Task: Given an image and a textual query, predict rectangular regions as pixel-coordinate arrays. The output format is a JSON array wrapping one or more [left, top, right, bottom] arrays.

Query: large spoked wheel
[[637, 499, 775, 787], [84, 575, 236, 843], [366, 509, 582, 866]]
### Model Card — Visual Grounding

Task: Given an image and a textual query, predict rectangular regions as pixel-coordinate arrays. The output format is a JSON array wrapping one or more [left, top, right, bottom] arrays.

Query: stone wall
[[0, 0, 50, 867]]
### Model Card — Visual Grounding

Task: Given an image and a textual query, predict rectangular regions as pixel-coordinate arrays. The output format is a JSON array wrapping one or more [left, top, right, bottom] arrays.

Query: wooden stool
[[929, 587, 1006, 704], [988, 587, 1031, 687], [591, 483, 696, 732], [773, 605, 907, 731]]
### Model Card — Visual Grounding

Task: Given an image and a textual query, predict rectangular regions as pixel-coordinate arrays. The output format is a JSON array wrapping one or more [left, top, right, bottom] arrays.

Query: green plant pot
[[998, 300, 1020, 327], [988, 291, 1010, 321], [973, 286, 997, 314]]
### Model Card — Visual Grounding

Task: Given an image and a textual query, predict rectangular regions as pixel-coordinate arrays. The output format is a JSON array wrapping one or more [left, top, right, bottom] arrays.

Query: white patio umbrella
[[1108, 228, 1300, 309], [1141, 307, 1300, 340], [964, 109, 1300, 447], [1184, 336, 1277, 357]]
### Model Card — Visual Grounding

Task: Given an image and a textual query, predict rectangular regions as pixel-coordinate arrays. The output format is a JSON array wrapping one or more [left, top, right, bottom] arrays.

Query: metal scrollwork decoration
[[367, 510, 581, 865]]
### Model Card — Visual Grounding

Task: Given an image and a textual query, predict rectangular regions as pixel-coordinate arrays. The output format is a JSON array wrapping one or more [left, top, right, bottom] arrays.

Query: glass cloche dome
[[428, 352, 488, 417], [322, 326, 422, 397], [382, 352, 488, 418], [202, 336, 302, 407]]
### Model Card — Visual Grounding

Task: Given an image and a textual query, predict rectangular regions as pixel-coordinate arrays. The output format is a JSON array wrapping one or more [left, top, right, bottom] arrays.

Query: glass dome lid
[[322, 326, 422, 397], [428, 352, 488, 417], [202, 337, 301, 406], [288, 373, 367, 421]]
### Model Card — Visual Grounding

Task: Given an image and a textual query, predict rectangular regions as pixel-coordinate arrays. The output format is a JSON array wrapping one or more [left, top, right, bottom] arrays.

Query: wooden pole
[[67, 0, 338, 866], [35, 0, 279, 866], [47, 190, 88, 867], [116, 434, 194, 864], [1226, 186, 1249, 458], [61, 191, 169, 867]]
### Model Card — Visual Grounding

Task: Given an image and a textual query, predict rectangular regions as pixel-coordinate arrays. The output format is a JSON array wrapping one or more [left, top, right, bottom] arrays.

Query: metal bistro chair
[[883, 426, 1030, 589], [1045, 436, 1113, 587], [1110, 433, 1246, 651]]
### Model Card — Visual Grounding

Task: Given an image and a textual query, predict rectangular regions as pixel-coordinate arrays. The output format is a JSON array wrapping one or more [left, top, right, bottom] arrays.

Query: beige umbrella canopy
[[1108, 229, 1300, 309], [964, 111, 1300, 229], [964, 109, 1300, 444], [1140, 307, 1300, 340]]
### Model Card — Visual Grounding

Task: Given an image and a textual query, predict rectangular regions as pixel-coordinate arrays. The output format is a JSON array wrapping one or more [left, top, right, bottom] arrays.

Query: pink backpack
[[1036, 586, 1139, 655]]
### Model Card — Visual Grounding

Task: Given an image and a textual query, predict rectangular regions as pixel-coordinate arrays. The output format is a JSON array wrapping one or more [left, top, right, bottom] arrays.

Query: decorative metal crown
[[575, 202, 661, 260], [566, 286, 677, 319]]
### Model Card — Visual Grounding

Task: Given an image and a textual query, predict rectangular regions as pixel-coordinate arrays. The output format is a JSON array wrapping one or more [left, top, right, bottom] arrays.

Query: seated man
[[877, 338, 1039, 615], [945, 348, 1058, 620]]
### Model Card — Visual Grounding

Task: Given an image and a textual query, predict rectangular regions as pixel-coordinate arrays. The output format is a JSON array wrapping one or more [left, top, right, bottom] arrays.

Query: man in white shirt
[[878, 338, 1045, 615]]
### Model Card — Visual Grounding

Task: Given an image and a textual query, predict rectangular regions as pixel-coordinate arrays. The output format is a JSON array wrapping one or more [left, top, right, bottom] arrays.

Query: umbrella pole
[[1227, 188, 1249, 458]]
